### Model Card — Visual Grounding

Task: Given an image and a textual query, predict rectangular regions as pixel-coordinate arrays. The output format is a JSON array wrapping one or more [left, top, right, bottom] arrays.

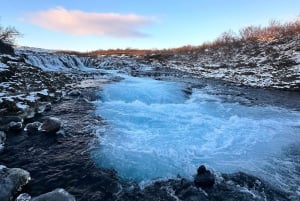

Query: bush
[[58, 16, 300, 56], [0, 39, 14, 55], [0, 25, 20, 55]]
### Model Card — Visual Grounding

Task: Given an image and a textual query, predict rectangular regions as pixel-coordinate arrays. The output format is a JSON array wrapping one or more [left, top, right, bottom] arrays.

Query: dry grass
[[57, 17, 300, 56]]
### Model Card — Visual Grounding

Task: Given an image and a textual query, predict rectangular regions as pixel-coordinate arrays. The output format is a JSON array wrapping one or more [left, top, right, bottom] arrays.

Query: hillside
[[140, 35, 300, 90]]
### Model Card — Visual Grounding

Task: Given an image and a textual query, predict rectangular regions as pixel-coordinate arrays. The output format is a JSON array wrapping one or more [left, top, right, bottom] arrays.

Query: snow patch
[[38, 89, 48, 96], [16, 102, 29, 110]]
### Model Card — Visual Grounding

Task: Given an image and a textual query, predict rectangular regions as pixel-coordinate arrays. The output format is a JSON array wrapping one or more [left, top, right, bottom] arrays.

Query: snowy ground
[[1, 42, 300, 200], [140, 35, 300, 90]]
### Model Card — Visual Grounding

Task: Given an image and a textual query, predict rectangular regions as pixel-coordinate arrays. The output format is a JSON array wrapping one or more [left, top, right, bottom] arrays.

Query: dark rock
[[24, 122, 42, 134], [123, 178, 209, 201], [0, 166, 30, 201], [220, 172, 290, 200], [182, 86, 193, 96], [56, 129, 66, 137], [0, 40, 14, 55], [30, 189, 76, 201], [38, 117, 62, 133], [0, 116, 23, 125], [22, 109, 36, 120], [37, 103, 52, 114], [194, 165, 215, 189], [176, 185, 209, 201], [0, 99, 22, 115], [8, 121, 23, 131], [36, 92, 51, 102], [0, 116, 23, 131], [44, 103, 52, 112], [68, 89, 81, 97], [0, 131, 6, 152]]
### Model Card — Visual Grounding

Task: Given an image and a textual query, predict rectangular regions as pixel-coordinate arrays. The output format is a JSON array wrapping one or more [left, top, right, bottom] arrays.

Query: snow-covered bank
[[1, 44, 300, 200], [13, 36, 300, 90], [141, 35, 300, 90], [0, 49, 107, 118]]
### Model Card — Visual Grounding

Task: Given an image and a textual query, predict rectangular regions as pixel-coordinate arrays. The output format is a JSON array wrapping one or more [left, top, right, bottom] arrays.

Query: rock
[[8, 121, 23, 131], [0, 166, 31, 201], [0, 116, 23, 125], [36, 92, 51, 102], [38, 117, 62, 133], [44, 103, 52, 112], [22, 109, 36, 120], [56, 129, 66, 137], [24, 122, 42, 134], [176, 185, 209, 201], [194, 165, 215, 189], [30, 189, 76, 201], [0, 116, 23, 131], [0, 131, 6, 152], [0, 99, 20, 115], [68, 89, 81, 97], [219, 172, 290, 200], [37, 103, 52, 114], [16, 193, 31, 201]]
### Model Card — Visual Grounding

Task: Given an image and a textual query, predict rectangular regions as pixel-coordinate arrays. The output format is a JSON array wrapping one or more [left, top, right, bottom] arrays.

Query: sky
[[0, 0, 300, 51]]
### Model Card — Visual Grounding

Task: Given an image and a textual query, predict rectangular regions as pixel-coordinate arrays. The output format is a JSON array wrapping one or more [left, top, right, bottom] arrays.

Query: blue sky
[[1, 0, 300, 51]]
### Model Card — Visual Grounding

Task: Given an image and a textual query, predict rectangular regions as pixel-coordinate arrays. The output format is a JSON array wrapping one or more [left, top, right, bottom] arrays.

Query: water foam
[[91, 74, 300, 193]]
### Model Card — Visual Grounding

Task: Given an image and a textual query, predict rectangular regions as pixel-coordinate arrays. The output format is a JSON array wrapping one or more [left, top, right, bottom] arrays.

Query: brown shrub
[[57, 16, 300, 56]]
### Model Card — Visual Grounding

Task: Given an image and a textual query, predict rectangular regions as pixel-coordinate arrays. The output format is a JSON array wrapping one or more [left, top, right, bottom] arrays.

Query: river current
[[91, 72, 300, 195]]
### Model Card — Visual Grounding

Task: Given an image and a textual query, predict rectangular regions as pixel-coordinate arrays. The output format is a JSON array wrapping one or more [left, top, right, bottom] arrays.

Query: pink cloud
[[25, 7, 154, 37]]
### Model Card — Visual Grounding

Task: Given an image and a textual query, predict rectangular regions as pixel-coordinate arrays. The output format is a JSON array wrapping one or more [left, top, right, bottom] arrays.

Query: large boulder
[[38, 117, 62, 133], [194, 165, 215, 189], [30, 189, 75, 201], [0, 166, 30, 201]]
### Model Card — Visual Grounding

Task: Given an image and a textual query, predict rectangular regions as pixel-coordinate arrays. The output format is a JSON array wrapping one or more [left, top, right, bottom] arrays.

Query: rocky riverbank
[[0, 87, 293, 200], [0, 47, 299, 200], [139, 35, 300, 90]]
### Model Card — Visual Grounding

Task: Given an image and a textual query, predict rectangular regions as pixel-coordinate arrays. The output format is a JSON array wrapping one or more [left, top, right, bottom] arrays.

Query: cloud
[[25, 7, 154, 38]]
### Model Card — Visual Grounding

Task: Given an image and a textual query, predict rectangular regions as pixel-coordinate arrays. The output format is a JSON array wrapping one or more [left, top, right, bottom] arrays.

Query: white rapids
[[91, 73, 300, 195]]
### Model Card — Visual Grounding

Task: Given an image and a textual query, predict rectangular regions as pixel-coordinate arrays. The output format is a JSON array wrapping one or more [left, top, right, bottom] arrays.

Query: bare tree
[[0, 23, 21, 54], [0, 25, 21, 44]]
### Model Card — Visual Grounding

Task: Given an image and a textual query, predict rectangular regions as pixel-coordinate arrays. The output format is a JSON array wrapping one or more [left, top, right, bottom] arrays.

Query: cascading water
[[91, 72, 300, 194]]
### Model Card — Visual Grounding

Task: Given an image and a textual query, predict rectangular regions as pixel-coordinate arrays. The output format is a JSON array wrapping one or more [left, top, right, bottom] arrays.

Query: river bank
[[0, 48, 299, 200]]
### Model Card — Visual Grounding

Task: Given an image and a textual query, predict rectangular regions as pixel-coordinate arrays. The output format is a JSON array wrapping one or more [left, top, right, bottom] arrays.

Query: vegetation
[[0, 23, 21, 55], [58, 16, 300, 56]]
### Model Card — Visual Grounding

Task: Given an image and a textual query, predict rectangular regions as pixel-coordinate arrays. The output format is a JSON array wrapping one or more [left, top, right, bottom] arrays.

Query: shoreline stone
[[29, 189, 75, 201], [24, 122, 42, 134], [38, 117, 62, 134], [194, 165, 215, 189], [0, 166, 30, 201], [0, 131, 6, 152]]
